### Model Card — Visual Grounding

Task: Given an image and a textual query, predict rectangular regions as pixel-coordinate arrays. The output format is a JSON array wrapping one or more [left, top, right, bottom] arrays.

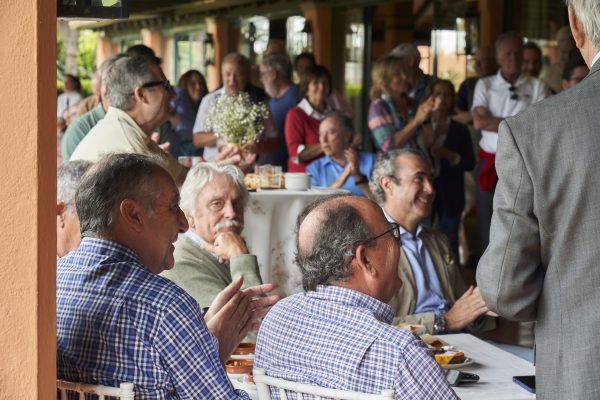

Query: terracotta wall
[[0, 0, 56, 398]]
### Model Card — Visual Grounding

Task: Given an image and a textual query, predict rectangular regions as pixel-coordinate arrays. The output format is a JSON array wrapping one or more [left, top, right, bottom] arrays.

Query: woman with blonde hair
[[368, 55, 434, 153]]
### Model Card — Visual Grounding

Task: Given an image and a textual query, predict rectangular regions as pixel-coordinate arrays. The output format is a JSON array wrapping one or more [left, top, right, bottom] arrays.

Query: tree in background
[[57, 23, 98, 95]]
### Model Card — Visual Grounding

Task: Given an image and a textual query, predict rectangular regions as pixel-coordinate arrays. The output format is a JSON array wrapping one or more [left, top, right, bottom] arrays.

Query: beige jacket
[[389, 227, 467, 333]]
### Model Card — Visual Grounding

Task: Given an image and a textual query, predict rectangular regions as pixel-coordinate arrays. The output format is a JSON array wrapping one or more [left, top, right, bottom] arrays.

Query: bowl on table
[[284, 173, 311, 190]]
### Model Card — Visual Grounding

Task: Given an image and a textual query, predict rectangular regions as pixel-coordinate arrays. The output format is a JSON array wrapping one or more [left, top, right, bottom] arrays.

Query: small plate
[[441, 357, 474, 369]]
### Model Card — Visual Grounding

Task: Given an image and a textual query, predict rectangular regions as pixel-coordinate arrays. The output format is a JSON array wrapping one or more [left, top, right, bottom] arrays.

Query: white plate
[[441, 357, 473, 369]]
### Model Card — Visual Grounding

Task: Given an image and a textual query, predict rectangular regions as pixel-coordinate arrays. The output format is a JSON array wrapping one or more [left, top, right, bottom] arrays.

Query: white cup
[[284, 173, 311, 190]]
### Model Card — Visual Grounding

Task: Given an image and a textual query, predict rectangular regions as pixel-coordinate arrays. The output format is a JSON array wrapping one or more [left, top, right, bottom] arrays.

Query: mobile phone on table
[[513, 375, 535, 393], [446, 370, 479, 386]]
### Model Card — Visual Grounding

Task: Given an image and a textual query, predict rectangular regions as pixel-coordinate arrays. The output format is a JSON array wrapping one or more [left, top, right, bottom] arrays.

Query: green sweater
[[61, 103, 106, 161], [161, 233, 263, 310]]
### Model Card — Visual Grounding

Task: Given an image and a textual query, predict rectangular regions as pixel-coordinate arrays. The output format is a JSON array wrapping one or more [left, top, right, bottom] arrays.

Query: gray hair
[[495, 32, 523, 54], [57, 160, 92, 210], [75, 153, 163, 237], [566, 0, 600, 47], [390, 43, 421, 65], [322, 111, 354, 138], [369, 148, 429, 206], [295, 195, 374, 292], [261, 53, 293, 83], [179, 162, 248, 218], [222, 52, 251, 75], [105, 55, 158, 110], [98, 54, 128, 83]]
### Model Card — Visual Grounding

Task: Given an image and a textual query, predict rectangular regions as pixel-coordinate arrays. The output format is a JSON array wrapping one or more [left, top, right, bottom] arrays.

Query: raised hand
[[201, 231, 249, 263]]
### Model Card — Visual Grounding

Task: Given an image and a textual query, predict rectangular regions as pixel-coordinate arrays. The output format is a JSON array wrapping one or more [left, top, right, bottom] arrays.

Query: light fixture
[[203, 32, 215, 66]]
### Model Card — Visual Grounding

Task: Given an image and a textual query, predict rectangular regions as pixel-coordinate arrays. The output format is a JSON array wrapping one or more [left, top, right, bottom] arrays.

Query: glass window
[[239, 16, 269, 64], [174, 31, 205, 79]]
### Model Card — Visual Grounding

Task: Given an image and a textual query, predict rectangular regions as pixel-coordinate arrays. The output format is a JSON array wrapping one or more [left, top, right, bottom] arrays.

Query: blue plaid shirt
[[255, 285, 457, 399], [56, 237, 249, 400]]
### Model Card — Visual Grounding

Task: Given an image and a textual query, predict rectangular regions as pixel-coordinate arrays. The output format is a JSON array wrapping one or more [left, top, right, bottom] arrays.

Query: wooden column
[[302, 3, 332, 69], [479, 0, 504, 48]]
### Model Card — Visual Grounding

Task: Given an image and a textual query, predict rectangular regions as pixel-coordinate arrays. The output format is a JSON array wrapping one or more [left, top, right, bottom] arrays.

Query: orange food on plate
[[434, 351, 465, 366]]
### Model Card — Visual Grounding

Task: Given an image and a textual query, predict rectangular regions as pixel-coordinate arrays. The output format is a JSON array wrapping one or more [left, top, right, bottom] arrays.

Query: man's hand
[[150, 132, 171, 151], [344, 148, 361, 178], [414, 96, 435, 125], [444, 286, 497, 331], [204, 277, 279, 363], [201, 231, 249, 263]]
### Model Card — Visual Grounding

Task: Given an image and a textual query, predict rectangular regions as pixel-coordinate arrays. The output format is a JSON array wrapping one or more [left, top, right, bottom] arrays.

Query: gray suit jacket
[[477, 61, 600, 399]]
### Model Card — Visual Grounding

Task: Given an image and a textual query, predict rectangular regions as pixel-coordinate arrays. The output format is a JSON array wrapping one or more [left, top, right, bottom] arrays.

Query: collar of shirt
[[184, 230, 219, 260], [308, 285, 395, 324], [492, 69, 529, 89], [78, 236, 144, 266], [382, 208, 423, 237], [592, 51, 600, 68], [106, 106, 149, 142], [297, 98, 330, 120]]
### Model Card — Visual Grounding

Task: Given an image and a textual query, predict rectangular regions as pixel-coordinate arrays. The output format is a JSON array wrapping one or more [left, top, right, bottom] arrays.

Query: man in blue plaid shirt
[[254, 195, 457, 399], [56, 153, 275, 399]]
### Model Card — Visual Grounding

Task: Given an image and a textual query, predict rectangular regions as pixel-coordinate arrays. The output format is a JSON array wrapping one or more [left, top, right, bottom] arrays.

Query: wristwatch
[[433, 315, 447, 334]]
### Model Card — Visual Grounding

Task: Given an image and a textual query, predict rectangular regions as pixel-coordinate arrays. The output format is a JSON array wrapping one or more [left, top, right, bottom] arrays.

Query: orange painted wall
[[0, 0, 56, 398]]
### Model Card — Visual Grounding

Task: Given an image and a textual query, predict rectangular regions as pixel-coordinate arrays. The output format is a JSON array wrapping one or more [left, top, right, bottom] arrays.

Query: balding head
[[295, 195, 400, 301]]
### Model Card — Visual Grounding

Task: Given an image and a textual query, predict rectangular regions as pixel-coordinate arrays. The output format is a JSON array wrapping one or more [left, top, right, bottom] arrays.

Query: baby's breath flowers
[[206, 92, 270, 146]]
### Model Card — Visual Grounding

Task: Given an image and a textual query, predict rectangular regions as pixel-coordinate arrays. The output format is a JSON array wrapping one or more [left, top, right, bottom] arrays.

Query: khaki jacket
[[389, 227, 467, 334]]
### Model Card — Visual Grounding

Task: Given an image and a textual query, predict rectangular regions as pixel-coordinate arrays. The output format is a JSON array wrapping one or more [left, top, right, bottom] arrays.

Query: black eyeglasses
[[141, 80, 172, 91], [509, 85, 518, 100], [362, 223, 401, 246]]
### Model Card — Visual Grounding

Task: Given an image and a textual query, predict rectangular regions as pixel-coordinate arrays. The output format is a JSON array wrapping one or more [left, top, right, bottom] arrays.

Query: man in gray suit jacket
[[477, 1, 600, 398]]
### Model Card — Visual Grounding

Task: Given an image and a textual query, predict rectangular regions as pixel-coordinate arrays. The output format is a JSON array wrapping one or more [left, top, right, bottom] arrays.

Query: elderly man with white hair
[[161, 163, 263, 310]]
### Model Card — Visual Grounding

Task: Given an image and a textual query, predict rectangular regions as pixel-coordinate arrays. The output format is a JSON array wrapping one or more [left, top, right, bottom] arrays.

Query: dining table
[[440, 333, 536, 400], [241, 187, 348, 297]]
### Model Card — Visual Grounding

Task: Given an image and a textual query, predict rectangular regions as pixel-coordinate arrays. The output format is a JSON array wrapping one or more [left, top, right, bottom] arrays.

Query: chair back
[[57, 380, 134, 400], [253, 368, 394, 400]]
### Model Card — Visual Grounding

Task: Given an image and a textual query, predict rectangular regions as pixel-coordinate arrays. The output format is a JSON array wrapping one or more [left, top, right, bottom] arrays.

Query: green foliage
[[77, 30, 98, 79]]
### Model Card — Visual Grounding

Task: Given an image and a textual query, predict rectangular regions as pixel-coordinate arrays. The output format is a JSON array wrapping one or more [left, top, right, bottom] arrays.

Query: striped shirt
[[56, 237, 249, 400], [368, 96, 416, 153], [255, 285, 457, 399]]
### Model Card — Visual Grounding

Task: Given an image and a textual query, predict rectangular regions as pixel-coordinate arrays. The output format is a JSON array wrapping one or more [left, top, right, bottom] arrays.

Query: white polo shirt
[[472, 70, 548, 153]]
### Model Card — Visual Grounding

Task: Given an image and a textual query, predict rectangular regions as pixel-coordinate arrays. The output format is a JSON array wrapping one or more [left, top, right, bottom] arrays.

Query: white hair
[[389, 43, 421, 65], [179, 162, 248, 217], [566, 0, 600, 47]]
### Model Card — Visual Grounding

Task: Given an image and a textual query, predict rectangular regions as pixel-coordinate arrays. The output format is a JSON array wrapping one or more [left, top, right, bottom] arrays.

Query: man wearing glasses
[[471, 32, 548, 255], [70, 54, 187, 185], [369, 149, 494, 335], [254, 194, 457, 399]]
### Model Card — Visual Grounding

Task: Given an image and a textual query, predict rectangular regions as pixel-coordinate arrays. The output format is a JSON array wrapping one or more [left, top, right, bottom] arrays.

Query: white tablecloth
[[242, 187, 347, 297], [440, 334, 536, 400]]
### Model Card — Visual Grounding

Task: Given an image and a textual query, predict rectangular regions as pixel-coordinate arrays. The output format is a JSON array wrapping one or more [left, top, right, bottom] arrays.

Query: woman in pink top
[[284, 65, 332, 172]]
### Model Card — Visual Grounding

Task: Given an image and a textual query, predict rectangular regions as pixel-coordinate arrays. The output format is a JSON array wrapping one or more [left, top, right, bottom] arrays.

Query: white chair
[[57, 379, 135, 400], [253, 368, 394, 400]]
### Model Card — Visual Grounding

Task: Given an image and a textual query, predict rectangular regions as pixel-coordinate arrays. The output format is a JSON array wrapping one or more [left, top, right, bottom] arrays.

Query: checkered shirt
[[56, 237, 249, 400], [254, 285, 457, 399]]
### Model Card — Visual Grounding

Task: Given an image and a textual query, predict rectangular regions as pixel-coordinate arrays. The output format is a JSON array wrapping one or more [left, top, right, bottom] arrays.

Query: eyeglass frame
[[129, 79, 173, 96], [344, 222, 401, 258], [362, 222, 401, 246]]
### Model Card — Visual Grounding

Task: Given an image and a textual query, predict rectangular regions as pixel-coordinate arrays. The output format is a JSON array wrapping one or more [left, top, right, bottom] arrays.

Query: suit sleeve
[[476, 120, 545, 321]]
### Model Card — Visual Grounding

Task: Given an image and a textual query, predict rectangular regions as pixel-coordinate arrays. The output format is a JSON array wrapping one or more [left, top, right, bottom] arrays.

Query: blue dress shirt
[[384, 210, 449, 316], [56, 237, 248, 400], [306, 152, 376, 196]]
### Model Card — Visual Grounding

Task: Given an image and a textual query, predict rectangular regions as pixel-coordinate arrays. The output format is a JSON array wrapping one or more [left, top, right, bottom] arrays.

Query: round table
[[242, 187, 348, 297]]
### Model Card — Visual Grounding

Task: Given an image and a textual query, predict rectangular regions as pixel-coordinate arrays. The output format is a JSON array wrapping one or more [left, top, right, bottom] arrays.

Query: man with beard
[[161, 163, 263, 311], [369, 149, 494, 334]]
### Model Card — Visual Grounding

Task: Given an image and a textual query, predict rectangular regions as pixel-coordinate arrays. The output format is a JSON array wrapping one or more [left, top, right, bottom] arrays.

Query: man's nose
[[177, 207, 188, 233]]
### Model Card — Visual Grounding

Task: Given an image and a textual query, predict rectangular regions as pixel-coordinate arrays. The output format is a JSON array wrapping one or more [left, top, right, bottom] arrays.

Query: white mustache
[[214, 220, 243, 232]]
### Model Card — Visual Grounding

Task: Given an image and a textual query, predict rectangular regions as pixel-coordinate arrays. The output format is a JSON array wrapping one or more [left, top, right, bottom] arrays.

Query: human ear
[[120, 199, 145, 233], [133, 86, 147, 104], [569, 5, 585, 49]]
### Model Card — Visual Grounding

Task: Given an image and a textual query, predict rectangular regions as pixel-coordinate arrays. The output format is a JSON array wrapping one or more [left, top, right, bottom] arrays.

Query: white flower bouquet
[[206, 92, 270, 147]]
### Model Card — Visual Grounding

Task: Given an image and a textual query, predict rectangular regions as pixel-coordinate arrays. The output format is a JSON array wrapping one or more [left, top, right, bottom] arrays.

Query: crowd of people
[[54, 0, 598, 397]]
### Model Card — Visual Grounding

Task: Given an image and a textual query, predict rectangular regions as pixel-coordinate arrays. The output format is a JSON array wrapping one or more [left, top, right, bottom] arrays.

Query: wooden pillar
[[479, 0, 504, 48], [0, 0, 56, 398], [302, 3, 332, 69], [96, 35, 112, 68], [141, 28, 163, 58], [207, 17, 231, 91]]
